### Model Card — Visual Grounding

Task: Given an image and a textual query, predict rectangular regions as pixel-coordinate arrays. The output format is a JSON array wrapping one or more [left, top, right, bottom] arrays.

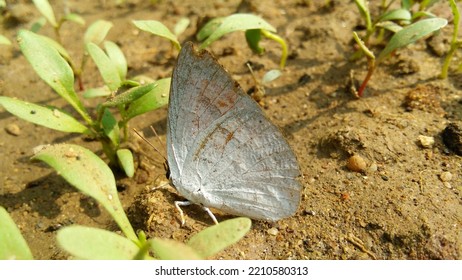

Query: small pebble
[[368, 162, 378, 172], [267, 227, 279, 236], [346, 154, 367, 172], [439, 171, 453, 182], [5, 123, 21, 136], [418, 135, 434, 148]]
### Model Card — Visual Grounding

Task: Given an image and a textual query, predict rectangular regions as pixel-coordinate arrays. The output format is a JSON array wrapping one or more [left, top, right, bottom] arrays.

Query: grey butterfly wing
[[182, 102, 301, 221], [167, 42, 242, 180], [167, 42, 301, 221]]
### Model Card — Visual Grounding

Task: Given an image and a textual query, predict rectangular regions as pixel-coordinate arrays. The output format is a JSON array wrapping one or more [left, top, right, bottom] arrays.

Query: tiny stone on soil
[[346, 154, 367, 172], [418, 135, 435, 148], [368, 162, 378, 172], [5, 123, 21, 136], [439, 171, 453, 182], [267, 227, 279, 236]]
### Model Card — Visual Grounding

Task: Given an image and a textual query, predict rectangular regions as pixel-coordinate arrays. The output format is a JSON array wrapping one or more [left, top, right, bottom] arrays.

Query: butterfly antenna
[[246, 62, 258, 84], [246, 62, 265, 102], [132, 128, 167, 162], [149, 126, 167, 156]]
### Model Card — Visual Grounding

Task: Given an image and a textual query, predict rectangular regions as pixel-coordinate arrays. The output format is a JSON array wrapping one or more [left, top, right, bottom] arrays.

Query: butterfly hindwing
[[182, 102, 301, 221]]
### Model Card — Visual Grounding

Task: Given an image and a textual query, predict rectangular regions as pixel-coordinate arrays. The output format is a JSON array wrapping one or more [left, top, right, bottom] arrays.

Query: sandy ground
[[0, 0, 461, 259]]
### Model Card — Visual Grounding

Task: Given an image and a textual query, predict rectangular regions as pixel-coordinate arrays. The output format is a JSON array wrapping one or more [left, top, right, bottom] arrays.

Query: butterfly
[[167, 42, 302, 225]]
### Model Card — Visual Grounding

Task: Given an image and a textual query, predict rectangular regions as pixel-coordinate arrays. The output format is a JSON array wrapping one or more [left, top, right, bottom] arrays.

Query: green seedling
[[353, 17, 447, 97], [0, 29, 170, 177], [353, 0, 439, 50], [246, 63, 282, 101], [32, 144, 251, 260], [197, 13, 288, 69], [134, 14, 288, 69], [32, 143, 138, 241], [134, 16, 286, 101], [133, 19, 189, 51], [441, 0, 461, 78], [32, 0, 85, 43], [0, 206, 34, 260]]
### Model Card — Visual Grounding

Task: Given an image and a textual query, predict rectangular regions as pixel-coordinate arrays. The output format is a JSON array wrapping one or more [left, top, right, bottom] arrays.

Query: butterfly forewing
[[168, 43, 241, 176]]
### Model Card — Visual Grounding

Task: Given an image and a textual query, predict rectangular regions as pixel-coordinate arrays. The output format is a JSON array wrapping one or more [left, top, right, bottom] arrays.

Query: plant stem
[[358, 59, 376, 97], [261, 29, 288, 69], [441, 42, 459, 78], [101, 138, 118, 167], [442, 0, 460, 78], [133, 240, 151, 260]]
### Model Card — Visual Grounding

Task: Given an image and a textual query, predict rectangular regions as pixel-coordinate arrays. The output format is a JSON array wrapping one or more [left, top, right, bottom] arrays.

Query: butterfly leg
[[202, 206, 219, 225], [174, 200, 191, 226], [174, 201, 219, 225]]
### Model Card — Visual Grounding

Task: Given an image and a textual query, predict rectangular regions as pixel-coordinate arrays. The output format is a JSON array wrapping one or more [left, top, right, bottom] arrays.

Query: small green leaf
[[0, 34, 11, 45], [32, 0, 57, 27], [245, 29, 264, 54], [196, 17, 224, 41], [262, 69, 282, 85], [102, 83, 156, 107], [63, 13, 86, 26], [0, 206, 33, 260], [401, 0, 412, 10], [86, 42, 122, 91], [32, 144, 137, 242], [30, 17, 47, 33], [57, 225, 138, 260], [377, 18, 448, 63], [104, 41, 127, 80], [17, 30, 88, 121], [378, 9, 411, 22], [376, 21, 403, 33], [84, 20, 113, 45], [418, 0, 440, 10], [102, 108, 119, 146], [199, 14, 277, 50], [18, 30, 74, 103], [125, 78, 170, 121], [40, 35, 73, 64], [121, 80, 141, 87], [83, 86, 111, 99], [150, 238, 201, 260], [174, 17, 190, 37], [411, 11, 436, 21], [187, 217, 251, 258], [133, 20, 180, 50], [117, 149, 134, 178], [354, 0, 372, 31], [0, 96, 89, 134]]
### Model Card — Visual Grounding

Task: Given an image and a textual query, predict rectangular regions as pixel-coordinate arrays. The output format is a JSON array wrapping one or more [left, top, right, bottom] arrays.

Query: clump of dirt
[[0, 0, 461, 259]]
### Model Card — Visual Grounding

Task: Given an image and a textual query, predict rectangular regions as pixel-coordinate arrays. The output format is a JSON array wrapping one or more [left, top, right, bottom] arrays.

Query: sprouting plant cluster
[[352, 0, 448, 97]]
